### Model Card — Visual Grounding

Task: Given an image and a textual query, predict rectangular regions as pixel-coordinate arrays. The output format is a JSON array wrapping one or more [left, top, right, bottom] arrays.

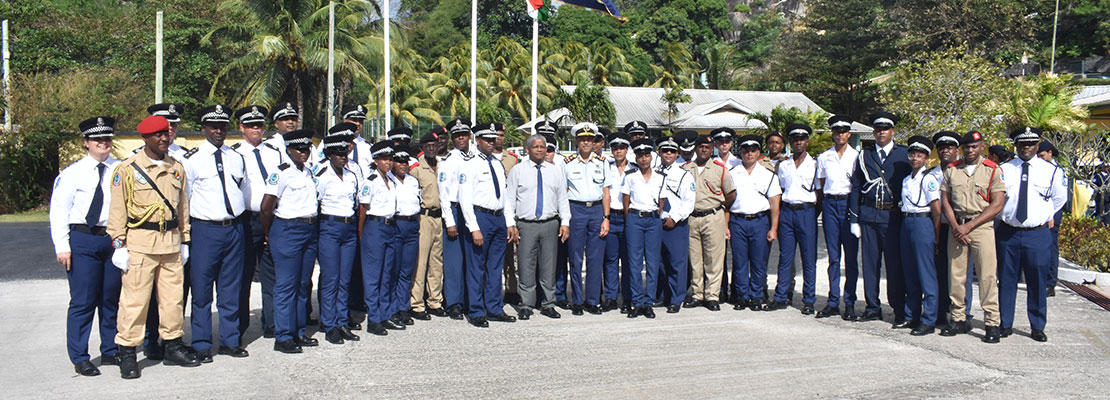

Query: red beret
[[137, 116, 170, 135]]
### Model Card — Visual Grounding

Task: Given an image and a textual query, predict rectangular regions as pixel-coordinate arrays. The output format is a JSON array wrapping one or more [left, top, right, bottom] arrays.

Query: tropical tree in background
[[552, 79, 617, 130], [649, 42, 698, 88], [749, 105, 831, 156], [660, 85, 691, 134]]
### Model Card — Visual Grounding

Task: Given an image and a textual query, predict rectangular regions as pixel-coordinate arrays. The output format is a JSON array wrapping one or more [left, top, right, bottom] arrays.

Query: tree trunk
[[294, 74, 304, 129]]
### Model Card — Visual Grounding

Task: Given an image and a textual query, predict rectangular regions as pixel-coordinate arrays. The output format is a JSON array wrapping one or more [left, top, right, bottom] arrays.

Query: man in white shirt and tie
[[816, 115, 860, 320]]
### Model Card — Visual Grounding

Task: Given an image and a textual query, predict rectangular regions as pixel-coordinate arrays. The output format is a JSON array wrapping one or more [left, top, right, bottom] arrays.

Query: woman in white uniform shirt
[[314, 131, 363, 345]]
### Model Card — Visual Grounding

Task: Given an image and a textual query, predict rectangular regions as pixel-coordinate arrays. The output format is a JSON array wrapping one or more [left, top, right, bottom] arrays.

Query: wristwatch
[[112, 238, 124, 249]]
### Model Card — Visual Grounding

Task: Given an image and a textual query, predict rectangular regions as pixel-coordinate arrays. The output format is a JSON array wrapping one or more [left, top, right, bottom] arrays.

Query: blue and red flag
[[555, 0, 627, 23]]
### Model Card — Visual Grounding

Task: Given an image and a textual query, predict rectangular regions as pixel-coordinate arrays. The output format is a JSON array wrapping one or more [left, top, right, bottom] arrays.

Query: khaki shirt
[[758, 154, 786, 172], [683, 159, 735, 211], [942, 158, 1005, 217], [410, 158, 442, 210], [107, 150, 190, 254], [500, 151, 520, 172]]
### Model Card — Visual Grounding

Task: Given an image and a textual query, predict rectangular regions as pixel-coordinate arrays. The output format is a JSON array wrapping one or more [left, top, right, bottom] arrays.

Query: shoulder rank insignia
[[231, 142, 242, 150], [263, 142, 279, 151], [624, 168, 638, 175], [367, 174, 378, 181], [132, 145, 144, 154], [278, 162, 290, 171], [183, 147, 200, 159], [315, 166, 328, 177]]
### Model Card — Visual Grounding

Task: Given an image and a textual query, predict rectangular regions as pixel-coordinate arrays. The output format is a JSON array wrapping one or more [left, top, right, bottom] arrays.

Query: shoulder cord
[[123, 167, 168, 230]]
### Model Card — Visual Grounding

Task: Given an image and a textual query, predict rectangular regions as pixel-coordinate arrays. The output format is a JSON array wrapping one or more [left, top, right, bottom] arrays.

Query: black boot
[[163, 339, 201, 367], [118, 346, 141, 379]]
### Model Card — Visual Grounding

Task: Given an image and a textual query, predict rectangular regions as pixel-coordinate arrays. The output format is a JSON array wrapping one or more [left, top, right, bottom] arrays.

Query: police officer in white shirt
[[182, 105, 249, 361], [625, 121, 660, 169], [727, 135, 781, 311], [656, 135, 695, 313], [997, 127, 1066, 342], [387, 145, 422, 327], [605, 132, 636, 313], [900, 136, 942, 336], [51, 116, 123, 376], [622, 138, 666, 319], [314, 132, 363, 345], [816, 115, 860, 319], [264, 102, 299, 155], [711, 127, 742, 170], [562, 122, 613, 315], [339, 105, 373, 172], [438, 119, 475, 320], [771, 123, 821, 314], [358, 141, 400, 336]]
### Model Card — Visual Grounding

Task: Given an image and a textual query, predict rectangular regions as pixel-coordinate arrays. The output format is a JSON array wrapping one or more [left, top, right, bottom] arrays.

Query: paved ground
[[5, 222, 1110, 398]]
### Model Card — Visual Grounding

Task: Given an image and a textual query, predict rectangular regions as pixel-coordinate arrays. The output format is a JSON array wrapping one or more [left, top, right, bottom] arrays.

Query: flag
[[554, 0, 627, 23], [526, 0, 550, 21]]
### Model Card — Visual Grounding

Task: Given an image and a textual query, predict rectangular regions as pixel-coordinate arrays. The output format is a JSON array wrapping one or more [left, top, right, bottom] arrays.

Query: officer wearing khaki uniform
[[684, 134, 736, 310], [939, 130, 1005, 342], [108, 115, 198, 379], [409, 132, 447, 318]]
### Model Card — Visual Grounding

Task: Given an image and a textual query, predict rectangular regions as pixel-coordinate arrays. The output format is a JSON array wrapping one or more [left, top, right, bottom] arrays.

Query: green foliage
[[733, 4, 751, 13], [892, 0, 1034, 62], [660, 85, 692, 133], [632, 0, 730, 65], [748, 105, 830, 157], [1001, 73, 1090, 134], [1060, 215, 1110, 273], [554, 80, 616, 131]]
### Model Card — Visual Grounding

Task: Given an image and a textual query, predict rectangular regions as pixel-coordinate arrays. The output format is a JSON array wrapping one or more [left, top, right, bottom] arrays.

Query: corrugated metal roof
[[1076, 85, 1110, 102]]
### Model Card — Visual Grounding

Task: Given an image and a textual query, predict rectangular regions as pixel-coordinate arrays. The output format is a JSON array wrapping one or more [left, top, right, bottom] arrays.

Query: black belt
[[1004, 223, 1048, 231], [865, 202, 894, 211], [366, 215, 394, 225], [569, 200, 602, 207], [903, 212, 930, 218], [69, 224, 108, 236], [517, 216, 559, 224], [420, 208, 442, 218], [128, 218, 179, 231], [630, 209, 659, 218], [321, 214, 357, 224], [451, 202, 461, 209], [278, 216, 318, 224], [475, 206, 504, 216], [395, 214, 419, 221], [825, 194, 849, 200], [783, 202, 815, 210], [190, 217, 238, 226], [957, 215, 979, 225], [731, 211, 768, 220], [691, 205, 723, 218]]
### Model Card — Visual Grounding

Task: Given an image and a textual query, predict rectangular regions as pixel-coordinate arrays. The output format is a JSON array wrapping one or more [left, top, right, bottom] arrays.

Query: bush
[[1059, 215, 1110, 272]]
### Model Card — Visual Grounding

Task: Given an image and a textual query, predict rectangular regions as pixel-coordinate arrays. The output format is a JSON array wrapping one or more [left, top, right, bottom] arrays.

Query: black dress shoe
[[75, 360, 100, 376], [262, 329, 275, 339], [764, 301, 788, 311], [446, 305, 465, 320], [163, 339, 201, 367], [733, 299, 749, 309], [325, 328, 345, 345], [801, 303, 815, 315], [571, 304, 584, 316], [601, 299, 618, 311], [858, 311, 883, 322], [652, 301, 665, 308], [939, 321, 970, 336], [504, 292, 523, 306], [100, 353, 120, 366], [381, 319, 405, 330], [1046, 286, 1056, 297], [749, 300, 765, 312], [307, 317, 319, 326], [541, 307, 561, 319], [196, 350, 214, 364], [842, 308, 859, 321], [400, 311, 415, 326], [488, 313, 517, 323], [1031, 330, 1048, 342], [273, 340, 303, 354], [518, 308, 532, 320], [428, 307, 447, 317], [1000, 327, 1013, 338], [144, 342, 164, 361], [218, 346, 249, 357], [339, 326, 360, 341], [467, 316, 489, 328], [910, 325, 936, 336], [705, 301, 720, 311], [816, 305, 838, 318], [585, 304, 603, 315], [666, 305, 681, 313], [983, 326, 1001, 343], [117, 346, 140, 379], [683, 299, 704, 309], [891, 319, 912, 329], [555, 300, 570, 310], [411, 311, 431, 321], [388, 315, 408, 329], [641, 306, 656, 319], [295, 335, 319, 347], [626, 306, 638, 318], [347, 322, 362, 331], [367, 323, 388, 336], [619, 304, 631, 314]]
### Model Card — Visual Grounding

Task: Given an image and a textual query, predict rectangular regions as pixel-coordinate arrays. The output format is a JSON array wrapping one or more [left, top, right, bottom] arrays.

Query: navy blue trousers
[[240, 212, 265, 336], [729, 215, 770, 302], [604, 213, 627, 302], [189, 220, 246, 350], [362, 218, 398, 324], [658, 220, 689, 306], [555, 239, 569, 301], [392, 218, 420, 317], [900, 216, 938, 326], [567, 203, 605, 306], [467, 209, 507, 318], [997, 224, 1051, 331], [822, 198, 858, 307], [625, 213, 662, 307], [270, 218, 317, 342], [776, 206, 817, 304], [860, 215, 906, 319], [66, 230, 121, 364], [318, 219, 357, 329], [442, 205, 469, 310]]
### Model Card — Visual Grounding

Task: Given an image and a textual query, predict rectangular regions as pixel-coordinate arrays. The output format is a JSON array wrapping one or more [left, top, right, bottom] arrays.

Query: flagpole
[[470, 0, 477, 123], [384, 0, 392, 133], [530, 14, 538, 122], [326, 1, 335, 128]]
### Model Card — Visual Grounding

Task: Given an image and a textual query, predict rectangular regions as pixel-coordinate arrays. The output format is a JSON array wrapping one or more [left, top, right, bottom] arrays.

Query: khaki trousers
[[410, 215, 444, 311], [948, 223, 1000, 326], [689, 211, 727, 301], [115, 252, 185, 347]]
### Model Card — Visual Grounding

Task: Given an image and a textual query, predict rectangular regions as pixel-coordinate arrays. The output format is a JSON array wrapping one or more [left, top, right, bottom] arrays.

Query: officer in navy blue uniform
[[315, 128, 363, 345], [770, 124, 821, 314], [899, 136, 942, 336], [359, 141, 401, 335], [438, 119, 475, 320], [562, 122, 613, 315], [622, 138, 665, 319], [604, 132, 635, 312], [50, 116, 123, 376], [849, 112, 911, 325]]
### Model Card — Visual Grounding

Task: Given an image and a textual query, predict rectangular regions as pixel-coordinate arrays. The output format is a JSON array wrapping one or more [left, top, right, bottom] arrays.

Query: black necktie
[[1017, 161, 1029, 222], [253, 148, 269, 178], [352, 142, 359, 163], [487, 156, 500, 199], [878, 149, 887, 164], [215, 150, 235, 216], [86, 163, 105, 229]]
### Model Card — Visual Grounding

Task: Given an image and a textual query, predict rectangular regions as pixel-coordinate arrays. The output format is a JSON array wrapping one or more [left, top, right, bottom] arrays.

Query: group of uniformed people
[[51, 103, 1067, 380]]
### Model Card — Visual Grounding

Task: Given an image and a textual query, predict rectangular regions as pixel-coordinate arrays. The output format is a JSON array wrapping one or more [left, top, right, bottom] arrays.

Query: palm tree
[[649, 42, 698, 88], [660, 85, 691, 134], [704, 43, 739, 90], [589, 44, 636, 86]]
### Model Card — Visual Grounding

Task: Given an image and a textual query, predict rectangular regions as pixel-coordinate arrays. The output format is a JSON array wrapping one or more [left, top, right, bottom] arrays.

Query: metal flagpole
[[155, 12, 163, 103], [1050, 0, 1060, 73], [327, 1, 335, 128], [2, 20, 10, 133], [530, 15, 538, 122], [470, 0, 477, 123], [384, 0, 392, 132]]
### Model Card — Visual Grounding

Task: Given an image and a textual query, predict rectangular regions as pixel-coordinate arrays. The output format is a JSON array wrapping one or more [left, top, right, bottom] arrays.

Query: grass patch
[[0, 208, 49, 223]]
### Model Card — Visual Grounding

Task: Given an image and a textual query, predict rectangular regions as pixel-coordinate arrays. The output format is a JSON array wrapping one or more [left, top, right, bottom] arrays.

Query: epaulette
[[263, 142, 279, 151], [564, 154, 576, 163], [231, 142, 242, 150], [625, 168, 638, 175], [462, 152, 475, 161], [278, 162, 290, 171], [713, 159, 726, 168], [948, 160, 964, 168], [315, 165, 328, 177], [681, 161, 692, 167], [367, 174, 378, 181], [132, 145, 144, 154], [416, 151, 425, 158], [442, 152, 452, 160], [183, 147, 200, 159], [411, 162, 421, 168], [508, 151, 520, 159], [982, 159, 998, 168]]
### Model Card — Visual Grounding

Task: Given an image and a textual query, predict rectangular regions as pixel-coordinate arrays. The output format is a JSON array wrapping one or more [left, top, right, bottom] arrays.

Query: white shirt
[[876, 141, 895, 160], [351, 137, 373, 174], [184, 141, 247, 220], [314, 162, 362, 218], [563, 153, 613, 202], [233, 140, 283, 212], [504, 158, 571, 227], [133, 143, 189, 163], [264, 132, 287, 156], [265, 163, 318, 219], [437, 147, 473, 228], [728, 163, 780, 214], [816, 146, 859, 195], [659, 162, 695, 222], [459, 152, 508, 232], [49, 155, 121, 254], [999, 157, 1067, 227], [900, 166, 940, 213], [622, 170, 666, 212], [714, 154, 742, 170], [390, 171, 422, 217], [359, 169, 398, 218], [778, 154, 819, 204], [607, 159, 637, 210]]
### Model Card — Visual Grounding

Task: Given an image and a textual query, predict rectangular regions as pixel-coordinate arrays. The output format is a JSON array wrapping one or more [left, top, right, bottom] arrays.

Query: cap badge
[[168, 104, 176, 113], [216, 105, 223, 114], [96, 117, 104, 127]]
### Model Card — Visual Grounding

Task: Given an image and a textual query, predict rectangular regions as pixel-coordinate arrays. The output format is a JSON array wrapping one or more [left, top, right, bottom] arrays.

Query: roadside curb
[[1059, 257, 1110, 285]]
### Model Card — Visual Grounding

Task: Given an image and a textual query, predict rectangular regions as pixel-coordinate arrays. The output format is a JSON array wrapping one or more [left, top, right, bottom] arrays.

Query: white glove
[[181, 244, 190, 265], [112, 248, 130, 272], [850, 223, 861, 238]]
